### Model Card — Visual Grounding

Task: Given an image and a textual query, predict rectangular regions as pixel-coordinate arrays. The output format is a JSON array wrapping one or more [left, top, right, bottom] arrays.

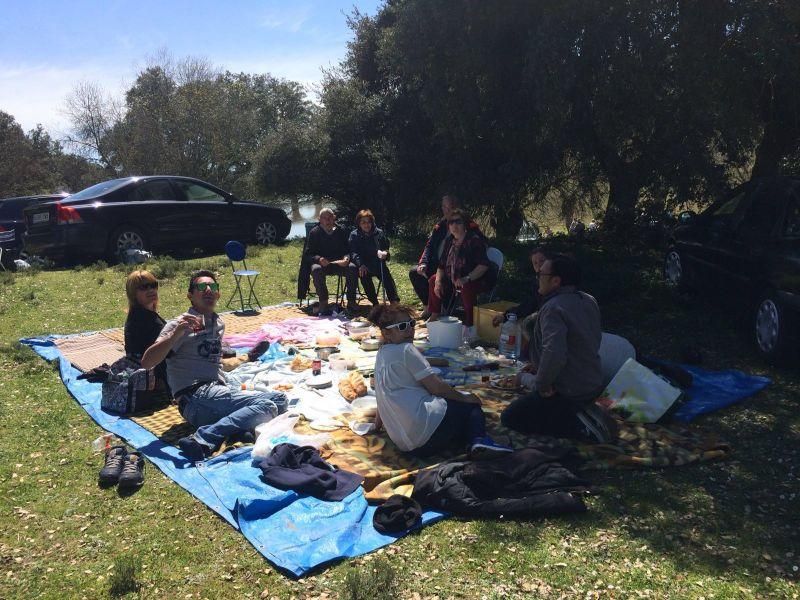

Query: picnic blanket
[[22, 309, 750, 576], [21, 335, 445, 577]]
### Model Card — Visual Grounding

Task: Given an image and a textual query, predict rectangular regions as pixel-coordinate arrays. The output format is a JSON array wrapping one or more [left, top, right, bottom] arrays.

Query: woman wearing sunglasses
[[426, 208, 496, 341], [369, 304, 512, 458], [124, 269, 169, 393]]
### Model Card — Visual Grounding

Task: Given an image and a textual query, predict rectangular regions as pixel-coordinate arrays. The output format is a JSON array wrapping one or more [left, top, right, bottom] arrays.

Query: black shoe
[[178, 436, 213, 462], [99, 445, 128, 485], [227, 430, 256, 446], [576, 404, 619, 444], [247, 340, 270, 362], [118, 451, 145, 489]]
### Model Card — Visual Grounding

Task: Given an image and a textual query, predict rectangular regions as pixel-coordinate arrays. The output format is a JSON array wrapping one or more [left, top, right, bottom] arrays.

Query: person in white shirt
[[369, 304, 512, 459]]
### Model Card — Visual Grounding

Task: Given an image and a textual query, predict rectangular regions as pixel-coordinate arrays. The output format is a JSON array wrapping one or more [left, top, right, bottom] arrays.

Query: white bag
[[599, 358, 682, 423], [251, 412, 330, 460]]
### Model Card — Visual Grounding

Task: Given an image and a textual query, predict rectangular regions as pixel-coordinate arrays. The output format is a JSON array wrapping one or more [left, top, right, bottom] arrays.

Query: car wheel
[[255, 220, 278, 245], [754, 292, 793, 363], [107, 225, 148, 262], [664, 247, 688, 289]]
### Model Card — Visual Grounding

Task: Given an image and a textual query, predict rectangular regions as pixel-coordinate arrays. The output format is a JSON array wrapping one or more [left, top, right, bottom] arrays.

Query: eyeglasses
[[448, 219, 465, 226], [137, 281, 158, 291], [193, 282, 220, 292], [384, 319, 416, 331]]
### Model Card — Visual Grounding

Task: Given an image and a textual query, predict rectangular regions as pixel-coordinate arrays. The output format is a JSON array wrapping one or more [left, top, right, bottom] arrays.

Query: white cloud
[[259, 4, 314, 32]]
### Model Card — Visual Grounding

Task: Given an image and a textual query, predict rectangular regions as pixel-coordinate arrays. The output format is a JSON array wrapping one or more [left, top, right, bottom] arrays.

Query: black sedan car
[[0, 193, 68, 257], [23, 176, 291, 262], [664, 176, 800, 362]]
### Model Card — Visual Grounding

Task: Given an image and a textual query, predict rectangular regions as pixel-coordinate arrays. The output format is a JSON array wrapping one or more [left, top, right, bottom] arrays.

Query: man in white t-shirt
[[370, 304, 512, 458]]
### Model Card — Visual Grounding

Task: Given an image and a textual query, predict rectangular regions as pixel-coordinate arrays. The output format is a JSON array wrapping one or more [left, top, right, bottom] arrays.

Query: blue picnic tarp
[[672, 365, 771, 422], [20, 335, 446, 577]]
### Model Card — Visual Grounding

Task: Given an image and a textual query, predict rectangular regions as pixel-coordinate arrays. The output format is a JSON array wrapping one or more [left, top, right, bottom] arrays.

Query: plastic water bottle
[[499, 313, 521, 360]]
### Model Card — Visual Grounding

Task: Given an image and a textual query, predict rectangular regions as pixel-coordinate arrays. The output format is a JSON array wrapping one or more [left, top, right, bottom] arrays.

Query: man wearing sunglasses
[[500, 255, 617, 444], [142, 270, 287, 462]]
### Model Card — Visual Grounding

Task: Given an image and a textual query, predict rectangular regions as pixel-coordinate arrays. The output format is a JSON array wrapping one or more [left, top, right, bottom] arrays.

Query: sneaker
[[469, 436, 514, 460], [247, 340, 270, 362], [98, 445, 128, 485], [178, 436, 214, 462], [226, 430, 256, 446], [575, 404, 619, 444], [117, 451, 145, 489]]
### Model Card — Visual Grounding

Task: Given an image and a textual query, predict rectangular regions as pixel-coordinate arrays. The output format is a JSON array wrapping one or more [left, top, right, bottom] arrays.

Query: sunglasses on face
[[193, 282, 220, 292], [137, 281, 158, 291], [448, 219, 465, 226], [384, 319, 416, 331]]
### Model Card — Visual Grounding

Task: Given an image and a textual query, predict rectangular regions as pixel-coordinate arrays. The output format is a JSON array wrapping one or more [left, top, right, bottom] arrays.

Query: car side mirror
[[225, 196, 235, 204]]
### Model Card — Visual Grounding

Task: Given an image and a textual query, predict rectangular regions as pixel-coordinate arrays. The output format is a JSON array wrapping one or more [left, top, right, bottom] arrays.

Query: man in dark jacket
[[409, 194, 484, 313], [500, 254, 618, 443], [303, 208, 358, 316]]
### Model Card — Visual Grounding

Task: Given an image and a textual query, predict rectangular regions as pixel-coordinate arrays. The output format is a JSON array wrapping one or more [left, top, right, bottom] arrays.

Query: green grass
[[0, 238, 798, 599]]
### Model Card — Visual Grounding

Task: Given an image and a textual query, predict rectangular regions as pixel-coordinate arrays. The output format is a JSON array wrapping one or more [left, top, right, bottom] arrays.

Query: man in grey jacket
[[500, 255, 617, 443]]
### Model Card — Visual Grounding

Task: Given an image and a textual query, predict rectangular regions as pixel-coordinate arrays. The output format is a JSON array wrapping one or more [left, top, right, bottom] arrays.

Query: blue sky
[[0, 0, 382, 135]]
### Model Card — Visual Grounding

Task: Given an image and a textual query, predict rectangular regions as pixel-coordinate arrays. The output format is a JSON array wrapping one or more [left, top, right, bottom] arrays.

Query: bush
[[340, 558, 400, 600], [108, 554, 142, 597]]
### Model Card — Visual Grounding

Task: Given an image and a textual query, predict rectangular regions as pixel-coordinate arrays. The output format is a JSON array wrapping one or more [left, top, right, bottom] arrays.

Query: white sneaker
[[463, 325, 478, 343]]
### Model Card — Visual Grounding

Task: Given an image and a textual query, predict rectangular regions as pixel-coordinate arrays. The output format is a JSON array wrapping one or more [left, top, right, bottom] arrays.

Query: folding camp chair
[[0, 229, 16, 271], [298, 221, 346, 310], [224, 240, 262, 313]]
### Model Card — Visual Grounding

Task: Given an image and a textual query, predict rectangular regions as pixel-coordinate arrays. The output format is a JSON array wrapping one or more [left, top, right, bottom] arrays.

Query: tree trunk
[[604, 174, 640, 232], [752, 119, 788, 178], [290, 197, 301, 220], [492, 198, 525, 240]]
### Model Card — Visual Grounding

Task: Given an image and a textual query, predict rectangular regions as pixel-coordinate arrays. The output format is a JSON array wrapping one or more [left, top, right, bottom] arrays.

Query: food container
[[329, 356, 356, 371], [345, 321, 371, 335], [427, 317, 463, 349], [315, 333, 341, 347], [360, 338, 381, 351], [315, 346, 339, 360]]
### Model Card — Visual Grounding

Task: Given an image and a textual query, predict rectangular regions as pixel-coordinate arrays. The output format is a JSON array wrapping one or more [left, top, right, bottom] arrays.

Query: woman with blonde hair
[[124, 270, 169, 392]]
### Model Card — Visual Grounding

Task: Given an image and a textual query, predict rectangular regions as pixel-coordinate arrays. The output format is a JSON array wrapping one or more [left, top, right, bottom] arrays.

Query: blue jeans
[[182, 383, 287, 449]]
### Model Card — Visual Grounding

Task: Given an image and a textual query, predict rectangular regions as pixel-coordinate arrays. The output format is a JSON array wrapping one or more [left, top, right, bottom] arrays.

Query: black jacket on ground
[[260, 443, 364, 501], [411, 447, 589, 518]]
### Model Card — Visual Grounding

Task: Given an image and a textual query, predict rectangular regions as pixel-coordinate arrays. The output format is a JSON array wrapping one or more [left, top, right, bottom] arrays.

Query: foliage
[[108, 554, 142, 597], [0, 111, 102, 196], [64, 55, 314, 200], [341, 558, 400, 600]]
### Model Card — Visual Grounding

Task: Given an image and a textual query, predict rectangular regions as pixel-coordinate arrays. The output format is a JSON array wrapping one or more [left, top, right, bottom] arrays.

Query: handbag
[[100, 356, 157, 415], [597, 358, 683, 423]]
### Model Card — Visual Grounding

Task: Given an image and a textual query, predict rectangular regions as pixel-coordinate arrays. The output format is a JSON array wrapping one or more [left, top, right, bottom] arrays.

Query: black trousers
[[409, 400, 487, 458], [408, 267, 431, 305], [310, 263, 357, 306], [500, 391, 588, 439], [349, 263, 400, 304]]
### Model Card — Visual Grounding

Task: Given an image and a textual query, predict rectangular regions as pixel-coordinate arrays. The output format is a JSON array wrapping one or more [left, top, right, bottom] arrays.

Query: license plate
[[32, 212, 49, 224]]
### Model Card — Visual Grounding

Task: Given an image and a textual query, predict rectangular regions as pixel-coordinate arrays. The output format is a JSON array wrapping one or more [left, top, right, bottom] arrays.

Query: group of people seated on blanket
[[119, 194, 620, 463]]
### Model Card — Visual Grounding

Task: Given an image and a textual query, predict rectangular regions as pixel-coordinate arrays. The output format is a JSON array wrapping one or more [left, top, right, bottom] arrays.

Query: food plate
[[488, 378, 523, 392], [306, 374, 333, 389]]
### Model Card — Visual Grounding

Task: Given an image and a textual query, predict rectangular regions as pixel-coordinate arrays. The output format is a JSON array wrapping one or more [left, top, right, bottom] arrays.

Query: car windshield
[[68, 179, 131, 201]]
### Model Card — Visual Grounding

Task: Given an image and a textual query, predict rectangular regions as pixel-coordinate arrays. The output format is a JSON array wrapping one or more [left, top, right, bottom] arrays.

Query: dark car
[[0, 193, 68, 257], [23, 176, 291, 262], [663, 176, 800, 362]]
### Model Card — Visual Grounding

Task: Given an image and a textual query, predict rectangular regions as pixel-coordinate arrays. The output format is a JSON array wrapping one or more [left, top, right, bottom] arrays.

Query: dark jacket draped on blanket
[[411, 447, 589, 518]]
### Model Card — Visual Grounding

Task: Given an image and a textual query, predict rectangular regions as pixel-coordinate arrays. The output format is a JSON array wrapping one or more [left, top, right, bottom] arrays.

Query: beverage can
[[312, 359, 322, 376]]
